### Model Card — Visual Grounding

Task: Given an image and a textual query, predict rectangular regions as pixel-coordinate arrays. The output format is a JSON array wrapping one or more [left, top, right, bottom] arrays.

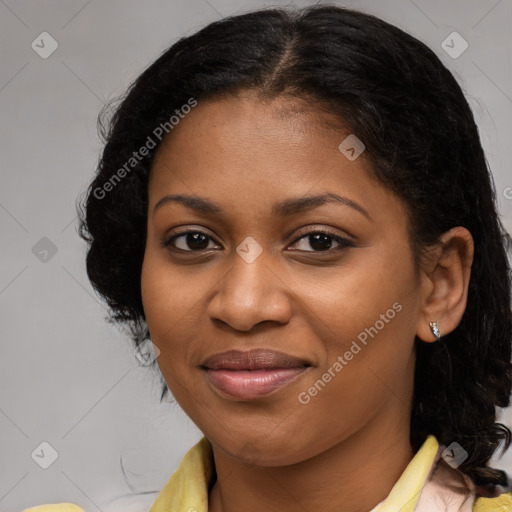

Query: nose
[[206, 246, 293, 332]]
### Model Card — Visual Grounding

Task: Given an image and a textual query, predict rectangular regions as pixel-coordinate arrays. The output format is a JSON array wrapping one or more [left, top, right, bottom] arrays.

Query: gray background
[[1, 1, 511, 511]]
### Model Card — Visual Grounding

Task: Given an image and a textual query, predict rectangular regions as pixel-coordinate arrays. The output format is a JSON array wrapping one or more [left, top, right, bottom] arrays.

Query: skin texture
[[140, 90, 474, 512]]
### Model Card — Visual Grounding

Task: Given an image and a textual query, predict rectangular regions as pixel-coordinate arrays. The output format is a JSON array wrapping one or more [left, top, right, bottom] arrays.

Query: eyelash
[[161, 228, 355, 254]]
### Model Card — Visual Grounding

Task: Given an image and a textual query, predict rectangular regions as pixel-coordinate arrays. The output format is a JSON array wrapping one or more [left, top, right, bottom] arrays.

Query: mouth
[[203, 367, 309, 400], [200, 349, 311, 400]]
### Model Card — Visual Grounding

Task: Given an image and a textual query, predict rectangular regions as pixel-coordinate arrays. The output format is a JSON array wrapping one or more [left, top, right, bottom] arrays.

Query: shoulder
[[23, 503, 84, 512], [416, 450, 511, 512], [473, 491, 512, 512]]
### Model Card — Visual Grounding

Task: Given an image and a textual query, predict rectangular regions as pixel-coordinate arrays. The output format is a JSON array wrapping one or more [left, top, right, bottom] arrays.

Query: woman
[[25, 4, 512, 512]]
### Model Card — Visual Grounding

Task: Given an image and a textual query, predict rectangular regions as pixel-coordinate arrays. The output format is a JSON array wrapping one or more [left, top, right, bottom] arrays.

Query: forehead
[[150, 91, 363, 181], [155, 92, 342, 152], [147, 91, 406, 228]]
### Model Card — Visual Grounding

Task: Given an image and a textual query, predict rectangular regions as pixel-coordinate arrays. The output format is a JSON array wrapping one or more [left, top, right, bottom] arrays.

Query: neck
[[208, 400, 415, 512]]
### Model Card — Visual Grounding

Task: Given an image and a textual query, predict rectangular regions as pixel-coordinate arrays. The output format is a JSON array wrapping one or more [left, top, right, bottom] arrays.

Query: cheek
[[294, 307, 416, 455], [299, 241, 417, 348], [140, 251, 195, 379], [141, 247, 198, 327], [140, 258, 195, 407], [296, 244, 419, 408]]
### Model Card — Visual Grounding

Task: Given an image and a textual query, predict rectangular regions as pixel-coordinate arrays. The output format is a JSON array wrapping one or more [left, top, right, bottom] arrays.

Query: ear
[[416, 227, 474, 343]]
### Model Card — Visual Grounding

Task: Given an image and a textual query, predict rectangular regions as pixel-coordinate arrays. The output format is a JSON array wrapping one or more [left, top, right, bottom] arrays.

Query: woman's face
[[141, 91, 425, 465]]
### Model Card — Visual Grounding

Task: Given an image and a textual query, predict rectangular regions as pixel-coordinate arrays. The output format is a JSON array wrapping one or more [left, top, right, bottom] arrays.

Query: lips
[[201, 349, 311, 400], [201, 349, 311, 370]]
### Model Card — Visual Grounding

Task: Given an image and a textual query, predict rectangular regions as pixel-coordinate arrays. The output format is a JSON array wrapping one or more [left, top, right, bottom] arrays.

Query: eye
[[289, 230, 354, 252], [161, 228, 354, 254], [161, 231, 220, 252]]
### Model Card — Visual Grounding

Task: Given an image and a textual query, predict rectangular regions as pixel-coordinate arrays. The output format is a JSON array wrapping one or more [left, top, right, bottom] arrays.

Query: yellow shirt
[[23, 435, 512, 512]]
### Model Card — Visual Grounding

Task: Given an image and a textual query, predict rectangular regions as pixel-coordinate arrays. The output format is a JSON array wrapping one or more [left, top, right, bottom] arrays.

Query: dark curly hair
[[77, 4, 512, 492]]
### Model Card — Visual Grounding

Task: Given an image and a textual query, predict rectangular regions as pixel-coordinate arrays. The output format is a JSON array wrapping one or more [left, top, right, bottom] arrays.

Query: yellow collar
[[150, 436, 214, 512], [149, 435, 511, 512]]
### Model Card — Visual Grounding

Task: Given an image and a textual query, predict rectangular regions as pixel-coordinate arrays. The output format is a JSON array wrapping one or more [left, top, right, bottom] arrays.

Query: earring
[[429, 321, 441, 340]]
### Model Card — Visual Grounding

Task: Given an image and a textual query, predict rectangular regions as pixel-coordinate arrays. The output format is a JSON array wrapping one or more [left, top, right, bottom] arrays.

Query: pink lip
[[201, 348, 310, 371], [204, 367, 308, 400]]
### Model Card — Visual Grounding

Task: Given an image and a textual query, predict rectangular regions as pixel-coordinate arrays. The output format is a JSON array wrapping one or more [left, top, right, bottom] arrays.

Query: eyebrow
[[153, 192, 372, 220]]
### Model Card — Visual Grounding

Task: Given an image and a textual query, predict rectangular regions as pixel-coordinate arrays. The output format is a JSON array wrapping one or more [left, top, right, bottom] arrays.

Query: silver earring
[[429, 321, 441, 340]]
